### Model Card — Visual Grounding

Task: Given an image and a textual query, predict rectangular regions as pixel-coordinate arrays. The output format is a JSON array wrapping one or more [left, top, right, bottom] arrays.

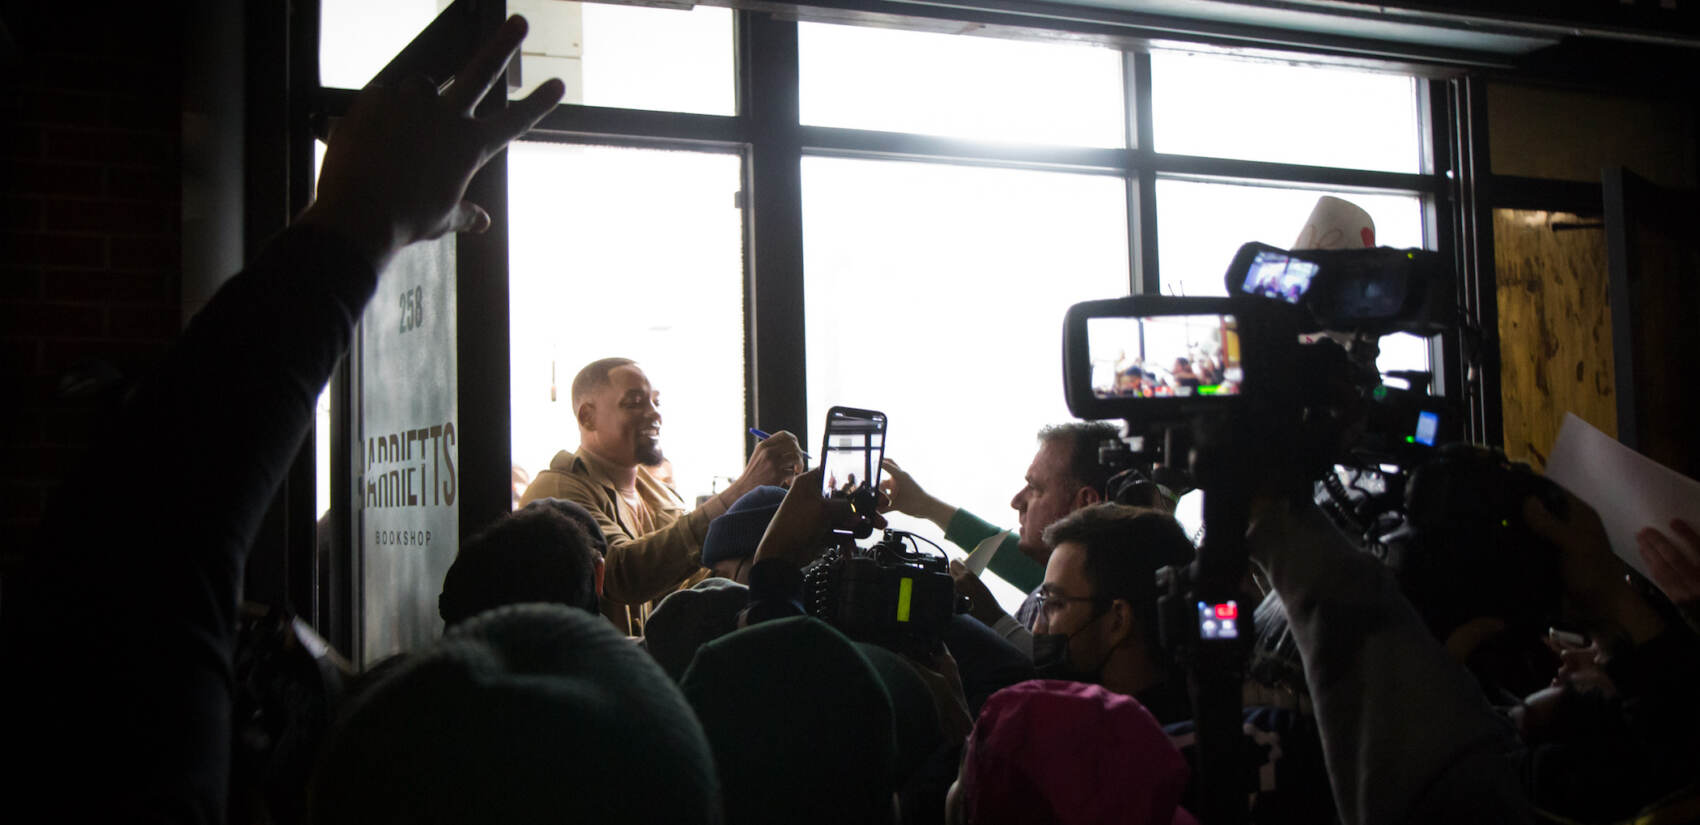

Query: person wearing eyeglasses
[[1029, 503, 1196, 724]]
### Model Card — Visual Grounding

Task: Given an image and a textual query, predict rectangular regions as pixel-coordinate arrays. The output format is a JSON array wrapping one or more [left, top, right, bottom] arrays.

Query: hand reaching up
[[298, 15, 565, 270]]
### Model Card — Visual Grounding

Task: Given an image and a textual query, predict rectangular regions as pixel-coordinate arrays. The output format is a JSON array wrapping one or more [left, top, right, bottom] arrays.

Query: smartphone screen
[[1241, 250, 1319, 304], [819, 407, 886, 503], [1086, 314, 1243, 400]]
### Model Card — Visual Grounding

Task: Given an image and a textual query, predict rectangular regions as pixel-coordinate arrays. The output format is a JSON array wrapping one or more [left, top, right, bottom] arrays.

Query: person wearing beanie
[[310, 604, 722, 825], [680, 616, 899, 825], [437, 498, 607, 629], [702, 485, 789, 583], [857, 642, 979, 825], [644, 576, 751, 681], [947, 679, 1196, 825]]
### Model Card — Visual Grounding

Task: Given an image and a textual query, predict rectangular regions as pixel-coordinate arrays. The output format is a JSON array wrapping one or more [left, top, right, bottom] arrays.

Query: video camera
[[1228, 241, 1453, 336], [801, 529, 968, 658], [1060, 242, 1461, 825], [1063, 243, 1459, 534]]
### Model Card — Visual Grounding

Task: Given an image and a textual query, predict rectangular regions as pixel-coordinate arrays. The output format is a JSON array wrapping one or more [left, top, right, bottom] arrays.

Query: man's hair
[[1042, 503, 1195, 655], [1037, 421, 1121, 496], [438, 499, 604, 628], [571, 357, 638, 407]]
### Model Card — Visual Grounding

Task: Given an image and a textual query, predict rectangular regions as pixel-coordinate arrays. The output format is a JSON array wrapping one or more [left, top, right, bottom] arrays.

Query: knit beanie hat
[[701, 485, 788, 567], [680, 617, 897, 825], [644, 576, 750, 682], [855, 642, 945, 780], [309, 604, 722, 825], [963, 679, 1193, 825]]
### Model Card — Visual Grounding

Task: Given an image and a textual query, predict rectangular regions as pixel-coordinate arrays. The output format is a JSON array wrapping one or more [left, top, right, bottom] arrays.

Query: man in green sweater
[[880, 421, 1118, 656]]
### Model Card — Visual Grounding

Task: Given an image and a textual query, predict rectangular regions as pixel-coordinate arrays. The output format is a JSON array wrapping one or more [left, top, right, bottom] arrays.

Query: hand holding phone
[[819, 407, 888, 536], [750, 465, 888, 568]]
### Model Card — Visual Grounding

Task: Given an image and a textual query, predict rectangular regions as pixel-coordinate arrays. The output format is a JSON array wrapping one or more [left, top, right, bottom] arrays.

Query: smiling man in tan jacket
[[520, 357, 802, 635]]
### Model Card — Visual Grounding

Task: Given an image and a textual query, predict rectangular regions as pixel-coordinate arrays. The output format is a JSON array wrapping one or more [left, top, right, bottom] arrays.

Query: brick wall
[[1, 7, 184, 559]]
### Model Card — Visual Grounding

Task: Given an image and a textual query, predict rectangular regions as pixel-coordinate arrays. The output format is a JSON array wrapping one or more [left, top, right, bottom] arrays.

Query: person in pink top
[[946, 679, 1199, 825]]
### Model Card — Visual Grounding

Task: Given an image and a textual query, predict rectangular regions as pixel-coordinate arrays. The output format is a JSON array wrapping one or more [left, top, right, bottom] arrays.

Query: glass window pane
[[803, 156, 1129, 610], [319, 0, 440, 91], [508, 142, 746, 506], [1151, 51, 1422, 173], [1154, 178, 1430, 374], [321, 1, 736, 115], [800, 23, 1125, 147], [512, 1, 735, 115]]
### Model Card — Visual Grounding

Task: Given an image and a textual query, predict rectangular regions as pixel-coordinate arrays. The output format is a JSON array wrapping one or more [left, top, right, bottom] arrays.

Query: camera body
[[801, 529, 965, 657], [1226, 241, 1454, 336], [1061, 243, 1459, 486]]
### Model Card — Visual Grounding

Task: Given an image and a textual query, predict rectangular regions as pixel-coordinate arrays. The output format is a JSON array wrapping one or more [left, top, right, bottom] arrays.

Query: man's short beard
[[638, 443, 665, 467]]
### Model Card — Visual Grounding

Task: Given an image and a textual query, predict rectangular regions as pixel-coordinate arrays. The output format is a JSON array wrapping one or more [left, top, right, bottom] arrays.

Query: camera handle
[[1149, 418, 1257, 825]]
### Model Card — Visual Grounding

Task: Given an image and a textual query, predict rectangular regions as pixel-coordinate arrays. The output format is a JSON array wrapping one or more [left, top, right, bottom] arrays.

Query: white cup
[[1292, 196, 1375, 250]]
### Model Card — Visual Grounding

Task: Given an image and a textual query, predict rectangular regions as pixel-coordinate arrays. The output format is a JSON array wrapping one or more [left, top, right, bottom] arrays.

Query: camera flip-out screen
[[1086, 314, 1243, 401], [1063, 297, 1251, 422], [1241, 249, 1319, 304]]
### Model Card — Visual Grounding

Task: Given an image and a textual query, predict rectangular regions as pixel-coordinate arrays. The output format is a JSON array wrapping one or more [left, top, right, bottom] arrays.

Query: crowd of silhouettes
[[2, 16, 1700, 825]]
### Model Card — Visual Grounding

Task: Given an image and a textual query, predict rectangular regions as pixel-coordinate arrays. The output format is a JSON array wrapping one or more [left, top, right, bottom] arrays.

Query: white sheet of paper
[[1544, 413, 1700, 579], [962, 530, 1010, 576]]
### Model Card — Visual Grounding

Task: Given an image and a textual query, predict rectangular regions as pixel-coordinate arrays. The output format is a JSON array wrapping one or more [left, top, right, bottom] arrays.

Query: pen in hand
[[749, 427, 812, 461]]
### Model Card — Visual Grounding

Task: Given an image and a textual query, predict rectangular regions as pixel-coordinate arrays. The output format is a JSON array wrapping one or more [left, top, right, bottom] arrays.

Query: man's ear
[[593, 556, 606, 598], [1074, 484, 1103, 508], [576, 400, 596, 431], [1102, 599, 1137, 648]]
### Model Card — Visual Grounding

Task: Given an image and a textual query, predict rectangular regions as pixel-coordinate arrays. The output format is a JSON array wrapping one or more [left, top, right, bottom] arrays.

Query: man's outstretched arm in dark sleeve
[[0, 18, 562, 824], [1249, 500, 1536, 825]]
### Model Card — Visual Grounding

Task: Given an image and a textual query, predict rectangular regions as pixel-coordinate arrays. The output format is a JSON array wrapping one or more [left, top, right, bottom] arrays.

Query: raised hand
[[1524, 487, 1665, 649], [1637, 518, 1700, 604], [298, 15, 565, 270], [738, 430, 804, 490], [949, 559, 1006, 626], [879, 457, 954, 525]]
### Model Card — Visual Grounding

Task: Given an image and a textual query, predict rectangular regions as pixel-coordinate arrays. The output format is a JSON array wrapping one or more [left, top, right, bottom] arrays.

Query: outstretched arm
[[1251, 500, 1534, 825], [0, 18, 561, 823], [880, 457, 959, 528]]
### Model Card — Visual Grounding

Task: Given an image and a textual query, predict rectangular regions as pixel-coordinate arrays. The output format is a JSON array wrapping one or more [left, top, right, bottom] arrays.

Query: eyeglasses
[[1033, 590, 1102, 617]]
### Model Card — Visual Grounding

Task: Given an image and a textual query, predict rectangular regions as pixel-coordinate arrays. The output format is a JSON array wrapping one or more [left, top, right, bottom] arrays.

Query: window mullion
[[742, 12, 810, 449], [1131, 51, 1159, 294]]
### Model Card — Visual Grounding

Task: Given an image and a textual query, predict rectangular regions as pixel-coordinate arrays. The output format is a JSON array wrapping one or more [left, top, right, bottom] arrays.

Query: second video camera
[[801, 529, 966, 657]]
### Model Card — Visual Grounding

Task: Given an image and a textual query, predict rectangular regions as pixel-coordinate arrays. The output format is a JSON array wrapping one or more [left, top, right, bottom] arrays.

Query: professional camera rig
[[801, 528, 968, 659], [1060, 240, 1465, 825]]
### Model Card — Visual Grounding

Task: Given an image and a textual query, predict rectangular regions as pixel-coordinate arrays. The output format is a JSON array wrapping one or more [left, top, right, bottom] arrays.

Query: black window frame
[[299, 0, 1526, 647]]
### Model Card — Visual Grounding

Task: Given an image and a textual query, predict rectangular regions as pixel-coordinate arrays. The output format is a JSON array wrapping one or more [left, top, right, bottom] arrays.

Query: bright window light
[[507, 142, 746, 506], [517, 3, 734, 114], [1154, 179, 1433, 383], [803, 156, 1129, 611], [1151, 50, 1422, 173], [800, 23, 1125, 147], [319, 0, 439, 91], [322, 0, 735, 116]]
